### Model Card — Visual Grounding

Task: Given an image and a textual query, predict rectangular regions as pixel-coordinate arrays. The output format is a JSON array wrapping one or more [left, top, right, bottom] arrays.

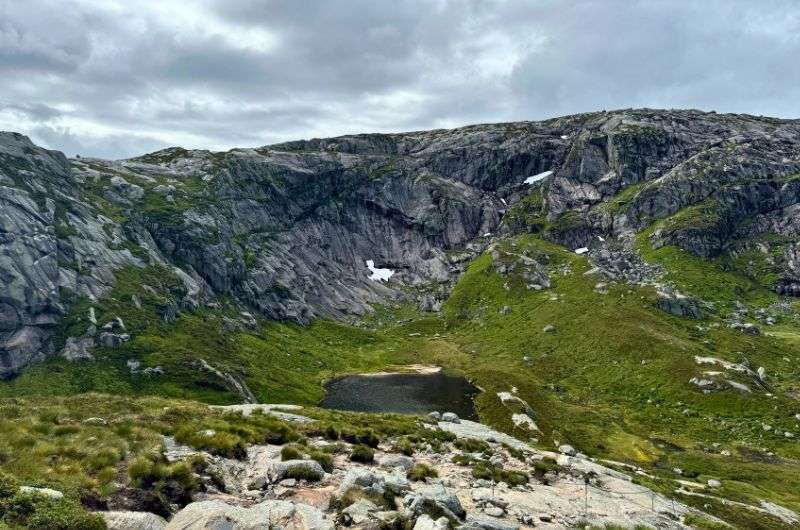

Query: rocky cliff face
[[2, 109, 800, 377]]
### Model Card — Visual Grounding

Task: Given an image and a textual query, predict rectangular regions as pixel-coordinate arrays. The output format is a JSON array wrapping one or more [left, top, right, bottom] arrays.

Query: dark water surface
[[321, 371, 479, 420]]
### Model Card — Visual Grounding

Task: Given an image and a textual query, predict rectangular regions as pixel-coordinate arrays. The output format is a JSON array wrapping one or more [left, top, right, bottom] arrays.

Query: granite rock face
[[2, 109, 800, 375]]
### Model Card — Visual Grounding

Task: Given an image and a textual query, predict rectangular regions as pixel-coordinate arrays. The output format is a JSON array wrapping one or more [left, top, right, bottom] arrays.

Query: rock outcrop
[[2, 109, 800, 375]]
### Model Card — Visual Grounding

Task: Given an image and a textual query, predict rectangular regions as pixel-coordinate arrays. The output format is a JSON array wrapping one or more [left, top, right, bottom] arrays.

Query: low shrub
[[0, 472, 18, 499], [263, 424, 300, 445], [284, 465, 323, 482], [454, 438, 491, 454], [451, 454, 474, 466], [0, 492, 106, 530], [342, 429, 380, 448], [280, 444, 305, 461], [25, 500, 107, 530], [532, 457, 560, 478], [174, 427, 247, 460], [472, 462, 528, 486], [128, 457, 199, 498], [309, 451, 334, 473], [407, 463, 438, 482], [86, 447, 124, 471], [349, 445, 375, 463], [393, 437, 415, 456]]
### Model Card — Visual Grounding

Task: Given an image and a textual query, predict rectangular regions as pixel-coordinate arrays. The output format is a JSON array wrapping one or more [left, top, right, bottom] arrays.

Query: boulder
[[165, 499, 334, 530], [98, 332, 130, 348], [441, 412, 461, 423], [337, 468, 409, 498], [110, 176, 144, 201], [414, 514, 450, 530], [379, 454, 415, 471], [656, 293, 703, 319], [19, 486, 63, 499], [270, 460, 325, 483], [558, 444, 576, 456], [403, 485, 465, 523], [101, 511, 167, 530], [341, 499, 379, 525], [61, 336, 95, 361]]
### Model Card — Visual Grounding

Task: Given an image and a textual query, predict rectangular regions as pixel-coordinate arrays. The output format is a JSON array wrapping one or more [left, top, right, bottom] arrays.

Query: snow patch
[[366, 260, 395, 282], [574, 247, 589, 255], [524, 170, 553, 184]]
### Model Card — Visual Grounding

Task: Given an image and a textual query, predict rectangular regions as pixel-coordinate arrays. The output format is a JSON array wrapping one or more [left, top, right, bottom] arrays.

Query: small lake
[[321, 370, 479, 420]]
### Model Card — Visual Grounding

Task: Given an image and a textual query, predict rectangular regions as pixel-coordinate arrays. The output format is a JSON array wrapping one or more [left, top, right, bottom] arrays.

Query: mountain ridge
[[2, 108, 800, 377], [2, 108, 800, 528]]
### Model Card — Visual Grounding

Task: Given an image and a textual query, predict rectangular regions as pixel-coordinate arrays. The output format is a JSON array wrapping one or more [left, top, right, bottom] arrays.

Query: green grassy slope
[[2, 231, 800, 528]]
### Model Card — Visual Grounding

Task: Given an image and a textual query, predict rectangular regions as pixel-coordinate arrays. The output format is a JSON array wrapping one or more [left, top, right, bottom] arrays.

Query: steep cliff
[[2, 109, 800, 377]]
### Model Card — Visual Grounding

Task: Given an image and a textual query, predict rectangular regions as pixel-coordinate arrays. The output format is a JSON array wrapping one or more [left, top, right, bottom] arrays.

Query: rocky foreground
[[91, 405, 726, 530]]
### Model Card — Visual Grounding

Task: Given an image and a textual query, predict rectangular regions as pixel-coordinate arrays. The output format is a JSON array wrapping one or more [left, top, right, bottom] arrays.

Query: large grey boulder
[[656, 291, 703, 319], [101, 511, 167, 530], [379, 454, 415, 471], [165, 499, 334, 530], [270, 459, 325, 482], [337, 467, 410, 498], [441, 412, 461, 424], [403, 485, 465, 523]]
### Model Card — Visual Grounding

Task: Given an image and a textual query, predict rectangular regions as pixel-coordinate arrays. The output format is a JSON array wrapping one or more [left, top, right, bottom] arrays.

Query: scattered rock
[[542, 325, 555, 333]]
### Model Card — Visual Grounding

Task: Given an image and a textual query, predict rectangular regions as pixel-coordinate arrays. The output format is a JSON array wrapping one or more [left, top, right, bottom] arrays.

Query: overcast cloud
[[0, 0, 798, 159]]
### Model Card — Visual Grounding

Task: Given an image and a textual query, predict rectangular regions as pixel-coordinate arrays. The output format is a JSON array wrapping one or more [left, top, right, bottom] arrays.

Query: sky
[[1, 0, 799, 159]]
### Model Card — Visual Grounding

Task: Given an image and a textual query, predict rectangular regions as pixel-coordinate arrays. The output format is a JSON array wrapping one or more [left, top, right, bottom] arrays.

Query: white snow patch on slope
[[574, 247, 589, 255], [366, 260, 394, 281], [524, 170, 553, 184]]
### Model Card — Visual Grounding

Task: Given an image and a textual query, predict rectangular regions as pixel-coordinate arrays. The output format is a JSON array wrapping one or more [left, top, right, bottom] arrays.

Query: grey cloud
[[0, 0, 798, 159]]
